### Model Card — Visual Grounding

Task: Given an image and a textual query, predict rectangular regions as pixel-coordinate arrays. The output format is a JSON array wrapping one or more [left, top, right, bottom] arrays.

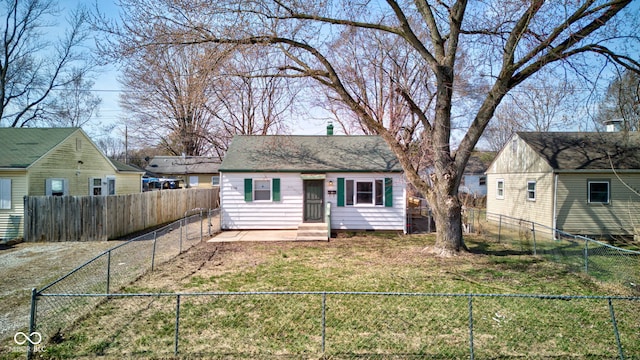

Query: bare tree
[[483, 74, 579, 151], [207, 48, 295, 158], [0, 0, 92, 127], [42, 71, 101, 127], [119, 44, 225, 156], [596, 69, 640, 131], [99, 0, 640, 255]]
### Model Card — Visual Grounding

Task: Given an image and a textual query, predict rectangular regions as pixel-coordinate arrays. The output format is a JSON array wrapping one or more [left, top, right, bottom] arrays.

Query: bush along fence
[[22, 208, 220, 359], [465, 209, 640, 291], [27, 291, 640, 359], [24, 188, 219, 242]]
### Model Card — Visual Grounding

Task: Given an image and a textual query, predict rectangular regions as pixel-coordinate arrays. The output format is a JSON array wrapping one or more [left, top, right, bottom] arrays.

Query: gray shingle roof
[[465, 151, 496, 174], [0, 127, 79, 168], [517, 131, 640, 170], [220, 135, 402, 172], [110, 158, 145, 173], [146, 156, 221, 174]]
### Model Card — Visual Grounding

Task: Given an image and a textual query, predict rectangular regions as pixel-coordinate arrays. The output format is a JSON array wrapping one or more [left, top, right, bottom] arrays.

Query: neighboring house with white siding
[[219, 131, 406, 239], [459, 151, 495, 197], [0, 127, 144, 242], [485, 131, 640, 238]]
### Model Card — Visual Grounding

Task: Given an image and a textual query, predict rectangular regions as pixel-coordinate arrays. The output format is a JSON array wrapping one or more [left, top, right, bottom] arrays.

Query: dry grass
[[20, 233, 640, 359]]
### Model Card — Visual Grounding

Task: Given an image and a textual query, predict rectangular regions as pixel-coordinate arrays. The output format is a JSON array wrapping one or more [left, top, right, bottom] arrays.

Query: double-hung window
[[90, 178, 103, 195], [254, 179, 271, 201], [588, 180, 610, 204], [496, 179, 505, 199], [339, 178, 392, 207], [244, 178, 281, 202], [527, 181, 536, 201]]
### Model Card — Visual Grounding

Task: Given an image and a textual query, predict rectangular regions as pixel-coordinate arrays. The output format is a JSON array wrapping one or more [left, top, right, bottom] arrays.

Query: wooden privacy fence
[[24, 188, 220, 242]]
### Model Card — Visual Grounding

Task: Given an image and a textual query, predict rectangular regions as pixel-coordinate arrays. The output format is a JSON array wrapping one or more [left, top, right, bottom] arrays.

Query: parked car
[[143, 177, 183, 191]]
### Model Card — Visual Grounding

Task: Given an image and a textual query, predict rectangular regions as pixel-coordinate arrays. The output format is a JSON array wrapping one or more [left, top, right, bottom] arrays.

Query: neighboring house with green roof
[[486, 131, 640, 238], [219, 129, 406, 239], [0, 127, 144, 241]]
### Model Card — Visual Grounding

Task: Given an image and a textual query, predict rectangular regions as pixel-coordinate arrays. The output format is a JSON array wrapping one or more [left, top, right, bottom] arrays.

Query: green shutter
[[244, 178, 252, 202], [272, 178, 281, 201], [385, 178, 393, 207], [337, 178, 345, 207]]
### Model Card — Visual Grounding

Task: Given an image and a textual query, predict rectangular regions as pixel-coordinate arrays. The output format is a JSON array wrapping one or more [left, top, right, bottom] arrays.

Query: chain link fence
[[466, 209, 640, 290], [27, 291, 640, 359], [26, 208, 220, 355]]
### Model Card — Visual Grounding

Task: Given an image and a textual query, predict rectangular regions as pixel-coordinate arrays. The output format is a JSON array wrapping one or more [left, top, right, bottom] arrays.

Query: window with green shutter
[[245, 178, 281, 202], [244, 178, 253, 202], [272, 178, 281, 201], [338, 177, 393, 207], [337, 178, 345, 207], [385, 178, 393, 207]]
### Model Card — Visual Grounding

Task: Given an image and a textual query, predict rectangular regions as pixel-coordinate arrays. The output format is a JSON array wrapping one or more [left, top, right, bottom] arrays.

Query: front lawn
[[33, 234, 640, 359]]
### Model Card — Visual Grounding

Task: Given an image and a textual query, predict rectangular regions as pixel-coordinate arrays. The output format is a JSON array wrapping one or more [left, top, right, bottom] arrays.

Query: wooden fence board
[[24, 188, 219, 242]]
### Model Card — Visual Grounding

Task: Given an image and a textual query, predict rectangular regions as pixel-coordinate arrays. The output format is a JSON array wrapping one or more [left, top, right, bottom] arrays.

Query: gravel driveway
[[0, 241, 123, 346]]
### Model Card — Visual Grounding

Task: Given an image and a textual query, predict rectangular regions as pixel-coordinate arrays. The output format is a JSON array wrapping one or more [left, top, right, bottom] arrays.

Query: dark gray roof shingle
[[146, 156, 221, 174], [220, 135, 402, 172], [517, 131, 640, 170]]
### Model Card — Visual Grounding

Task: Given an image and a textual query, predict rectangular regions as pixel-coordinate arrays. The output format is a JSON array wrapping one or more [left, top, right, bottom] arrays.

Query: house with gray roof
[[485, 131, 640, 238], [0, 127, 143, 242], [459, 151, 495, 197], [219, 130, 406, 239], [146, 156, 221, 189]]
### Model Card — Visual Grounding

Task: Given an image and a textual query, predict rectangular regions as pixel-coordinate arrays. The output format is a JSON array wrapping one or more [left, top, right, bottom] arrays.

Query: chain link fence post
[[321, 292, 327, 354], [532, 223, 537, 255], [27, 288, 37, 360], [584, 238, 589, 274], [175, 294, 181, 356], [106, 250, 111, 295], [608, 298, 624, 360], [151, 231, 157, 271], [468, 295, 474, 360], [179, 218, 183, 254]]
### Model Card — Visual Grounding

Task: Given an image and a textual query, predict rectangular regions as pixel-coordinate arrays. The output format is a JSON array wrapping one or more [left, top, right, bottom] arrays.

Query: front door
[[303, 180, 324, 222]]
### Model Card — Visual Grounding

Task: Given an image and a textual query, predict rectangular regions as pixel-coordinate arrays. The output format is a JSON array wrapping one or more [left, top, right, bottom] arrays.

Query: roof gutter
[[552, 173, 558, 240], [553, 169, 640, 174], [0, 167, 28, 172], [218, 169, 403, 173]]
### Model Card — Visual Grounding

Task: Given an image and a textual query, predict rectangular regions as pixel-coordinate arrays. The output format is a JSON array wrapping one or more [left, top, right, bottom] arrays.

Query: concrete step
[[297, 223, 329, 241]]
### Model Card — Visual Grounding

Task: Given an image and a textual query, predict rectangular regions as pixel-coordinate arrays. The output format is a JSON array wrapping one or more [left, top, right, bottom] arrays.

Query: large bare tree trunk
[[429, 190, 464, 255]]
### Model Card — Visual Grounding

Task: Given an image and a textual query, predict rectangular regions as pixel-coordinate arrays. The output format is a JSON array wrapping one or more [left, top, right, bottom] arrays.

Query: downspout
[[552, 173, 558, 240], [219, 171, 224, 230]]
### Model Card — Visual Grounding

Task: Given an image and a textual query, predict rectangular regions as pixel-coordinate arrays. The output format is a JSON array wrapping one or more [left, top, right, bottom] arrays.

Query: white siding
[[329, 173, 406, 231], [221, 172, 406, 231], [221, 173, 303, 230]]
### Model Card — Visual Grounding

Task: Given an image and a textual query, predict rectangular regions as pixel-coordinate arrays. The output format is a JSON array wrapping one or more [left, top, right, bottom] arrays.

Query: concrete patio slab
[[208, 230, 299, 242]]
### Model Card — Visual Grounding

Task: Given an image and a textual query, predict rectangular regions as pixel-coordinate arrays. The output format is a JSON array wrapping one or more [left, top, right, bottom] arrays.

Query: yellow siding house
[[486, 132, 640, 238], [0, 127, 144, 242]]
